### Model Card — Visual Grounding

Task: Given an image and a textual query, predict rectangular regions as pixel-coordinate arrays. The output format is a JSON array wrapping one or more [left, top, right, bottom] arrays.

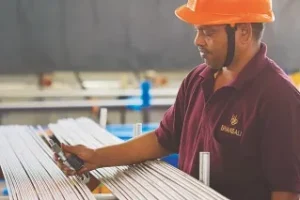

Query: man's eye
[[194, 28, 216, 37], [203, 30, 215, 36]]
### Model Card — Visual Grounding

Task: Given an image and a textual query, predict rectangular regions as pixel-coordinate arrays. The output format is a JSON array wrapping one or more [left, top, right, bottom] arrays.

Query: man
[[58, 0, 300, 199]]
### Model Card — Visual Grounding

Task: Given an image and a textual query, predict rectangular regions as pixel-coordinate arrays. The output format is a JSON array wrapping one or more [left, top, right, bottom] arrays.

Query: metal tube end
[[199, 152, 210, 186], [133, 123, 142, 137], [99, 108, 108, 128]]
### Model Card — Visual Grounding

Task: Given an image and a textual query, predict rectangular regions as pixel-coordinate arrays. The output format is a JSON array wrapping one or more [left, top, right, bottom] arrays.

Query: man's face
[[194, 25, 228, 70]]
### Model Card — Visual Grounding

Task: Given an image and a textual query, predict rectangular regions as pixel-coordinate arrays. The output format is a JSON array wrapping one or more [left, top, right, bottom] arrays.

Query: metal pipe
[[99, 108, 108, 128], [199, 152, 210, 187], [133, 123, 142, 137], [0, 125, 97, 200], [50, 121, 151, 200]]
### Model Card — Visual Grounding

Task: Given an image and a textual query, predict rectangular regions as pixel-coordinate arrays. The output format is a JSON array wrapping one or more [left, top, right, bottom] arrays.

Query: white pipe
[[0, 98, 175, 110], [99, 108, 108, 128], [199, 152, 210, 187], [0, 88, 178, 98], [133, 123, 142, 137], [0, 126, 96, 200], [0, 194, 119, 200], [94, 194, 118, 200]]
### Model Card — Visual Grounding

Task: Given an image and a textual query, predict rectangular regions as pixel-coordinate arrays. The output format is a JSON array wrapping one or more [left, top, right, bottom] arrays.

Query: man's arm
[[94, 131, 171, 168], [85, 131, 172, 191], [62, 131, 172, 174], [272, 192, 300, 200]]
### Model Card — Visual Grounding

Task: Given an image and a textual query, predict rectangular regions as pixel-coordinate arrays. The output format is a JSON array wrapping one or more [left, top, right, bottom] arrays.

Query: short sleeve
[[154, 77, 187, 153], [260, 92, 300, 193]]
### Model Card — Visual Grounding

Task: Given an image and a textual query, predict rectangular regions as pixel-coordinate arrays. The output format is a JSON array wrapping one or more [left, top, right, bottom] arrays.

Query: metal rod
[[133, 123, 142, 137], [50, 121, 154, 200], [52, 120, 168, 200], [0, 88, 178, 99], [0, 98, 174, 110], [199, 152, 210, 187], [99, 108, 108, 128], [0, 125, 98, 200]]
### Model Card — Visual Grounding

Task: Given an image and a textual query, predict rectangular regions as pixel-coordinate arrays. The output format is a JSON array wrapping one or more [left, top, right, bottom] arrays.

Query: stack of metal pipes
[[0, 125, 96, 200], [0, 117, 229, 200]]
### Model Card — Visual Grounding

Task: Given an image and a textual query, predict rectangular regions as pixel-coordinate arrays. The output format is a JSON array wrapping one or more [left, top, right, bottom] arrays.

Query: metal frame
[[0, 88, 178, 99], [0, 98, 174, 110], [0, 98, 173, 125]]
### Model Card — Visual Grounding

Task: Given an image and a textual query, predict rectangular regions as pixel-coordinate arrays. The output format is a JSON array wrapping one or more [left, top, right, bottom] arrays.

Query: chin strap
[[223, 25, 237, 67]]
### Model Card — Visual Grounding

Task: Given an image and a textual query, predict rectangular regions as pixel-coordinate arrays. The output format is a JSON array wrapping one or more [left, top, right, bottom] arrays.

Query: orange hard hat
[[175, 0, 275, 25]]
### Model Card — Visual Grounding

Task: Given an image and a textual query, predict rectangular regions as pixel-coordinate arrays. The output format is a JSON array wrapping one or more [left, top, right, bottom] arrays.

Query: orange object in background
[[155, 76, 168, 87], [89, 97, 100, 116], [144, 70, 169, 87], [92, 184, 112, 194], [39, 73, 53, 87], [290, 72, 300, 87]]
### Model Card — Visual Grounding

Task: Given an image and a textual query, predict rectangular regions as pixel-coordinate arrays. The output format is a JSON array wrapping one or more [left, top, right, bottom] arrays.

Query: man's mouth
[[199, 50, 208, 58], [198, 47, 209, 57]]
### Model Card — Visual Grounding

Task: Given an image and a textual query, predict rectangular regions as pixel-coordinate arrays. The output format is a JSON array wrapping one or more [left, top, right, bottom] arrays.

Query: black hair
[[251, 23, 265, 41]]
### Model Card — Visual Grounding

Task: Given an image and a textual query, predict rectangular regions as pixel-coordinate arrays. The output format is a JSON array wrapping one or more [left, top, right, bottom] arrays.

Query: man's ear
[[236, 23, 253, 44]]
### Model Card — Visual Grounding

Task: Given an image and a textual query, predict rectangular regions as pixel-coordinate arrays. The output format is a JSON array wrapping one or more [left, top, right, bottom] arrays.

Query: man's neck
[[223, 42, 261, 75]]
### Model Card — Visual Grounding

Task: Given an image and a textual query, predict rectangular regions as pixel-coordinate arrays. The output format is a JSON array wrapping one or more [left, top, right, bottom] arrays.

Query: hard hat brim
[[175, 4, 275, 25]]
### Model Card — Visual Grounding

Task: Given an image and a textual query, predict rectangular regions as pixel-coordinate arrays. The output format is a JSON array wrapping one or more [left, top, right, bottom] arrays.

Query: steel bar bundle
[[0, 125, 96, 200], [47, 117, 229, 200]]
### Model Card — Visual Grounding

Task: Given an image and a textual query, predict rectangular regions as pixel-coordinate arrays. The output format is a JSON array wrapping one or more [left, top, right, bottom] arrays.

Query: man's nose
[[194, 32, 206, 47]]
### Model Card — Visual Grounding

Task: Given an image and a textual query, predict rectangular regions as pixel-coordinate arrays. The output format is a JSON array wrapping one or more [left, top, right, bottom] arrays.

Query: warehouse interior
[[0, 0, 300, 199]]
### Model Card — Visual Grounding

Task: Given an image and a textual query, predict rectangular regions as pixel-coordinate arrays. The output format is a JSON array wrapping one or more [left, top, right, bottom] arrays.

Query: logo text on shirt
[[220, 114, 242, 136]]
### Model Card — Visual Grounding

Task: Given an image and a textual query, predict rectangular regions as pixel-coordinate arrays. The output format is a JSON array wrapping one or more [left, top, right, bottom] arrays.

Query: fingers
[[54, 153, 76, 176], [59, 162, 76, 176], [61, 143, 81, 155], [77, 166, 89, 175], [56, 144, 95, 176], [54, 153, 59, 161], [62, 167, 76, 176]]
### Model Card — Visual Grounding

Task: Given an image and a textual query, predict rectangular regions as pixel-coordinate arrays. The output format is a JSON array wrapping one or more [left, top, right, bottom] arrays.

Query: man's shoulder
[[260, 58, 300, 103]]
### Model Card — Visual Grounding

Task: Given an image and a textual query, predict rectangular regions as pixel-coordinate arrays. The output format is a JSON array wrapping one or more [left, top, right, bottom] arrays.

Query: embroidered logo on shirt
[[230, 114, 238, 126], [220, 114, 242, 137]]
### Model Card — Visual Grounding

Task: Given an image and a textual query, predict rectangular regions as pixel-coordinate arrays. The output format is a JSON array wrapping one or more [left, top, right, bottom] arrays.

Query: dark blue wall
[[0, 0, 298, 74]]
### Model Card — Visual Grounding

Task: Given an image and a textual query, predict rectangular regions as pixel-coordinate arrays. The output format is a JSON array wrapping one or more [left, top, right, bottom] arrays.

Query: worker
[[56, 0, 300, 199]]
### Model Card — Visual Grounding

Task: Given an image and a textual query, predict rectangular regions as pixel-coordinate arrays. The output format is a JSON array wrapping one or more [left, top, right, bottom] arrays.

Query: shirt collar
[[199, 42, 268, 90]]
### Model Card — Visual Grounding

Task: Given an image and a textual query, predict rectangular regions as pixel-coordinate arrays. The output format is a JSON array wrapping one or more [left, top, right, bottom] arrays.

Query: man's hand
[[55, 132, 170, 175], [55, 144, 98, 175]]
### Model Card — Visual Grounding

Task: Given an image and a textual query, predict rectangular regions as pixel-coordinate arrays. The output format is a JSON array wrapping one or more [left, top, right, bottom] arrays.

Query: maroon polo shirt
[[155, 43, 300, 200]]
